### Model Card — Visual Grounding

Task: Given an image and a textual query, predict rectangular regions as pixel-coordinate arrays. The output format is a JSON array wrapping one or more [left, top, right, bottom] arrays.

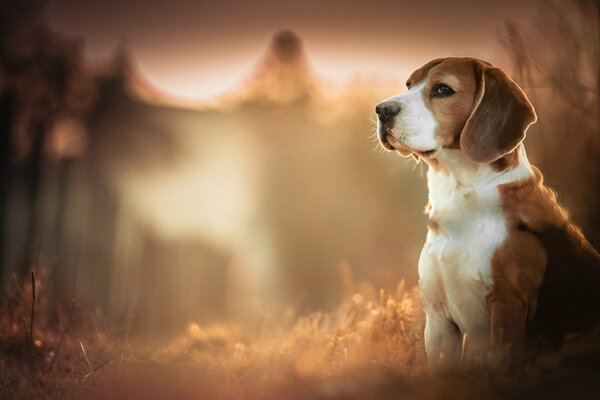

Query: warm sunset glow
[[132, 43, 423, 102], [45, 0, 535, 101], [4, 1, 599, 398]]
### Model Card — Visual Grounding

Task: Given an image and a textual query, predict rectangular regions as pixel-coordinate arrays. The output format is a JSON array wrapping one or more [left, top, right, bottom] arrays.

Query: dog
[[375, 57, 600, 367]]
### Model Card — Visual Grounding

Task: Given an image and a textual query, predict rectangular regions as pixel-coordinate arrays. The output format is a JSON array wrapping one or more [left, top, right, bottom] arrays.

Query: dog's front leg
[[487, 231, 547, 366], [487, 299, 528, 366], [424, 311, 462, 368]]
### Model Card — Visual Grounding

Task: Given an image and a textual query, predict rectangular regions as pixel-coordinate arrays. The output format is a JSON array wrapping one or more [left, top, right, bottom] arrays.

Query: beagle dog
[[375, 57, 600, 367]]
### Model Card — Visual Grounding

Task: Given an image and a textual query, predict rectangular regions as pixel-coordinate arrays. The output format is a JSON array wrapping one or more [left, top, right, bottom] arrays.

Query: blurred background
[[0, 0, 598, 337]]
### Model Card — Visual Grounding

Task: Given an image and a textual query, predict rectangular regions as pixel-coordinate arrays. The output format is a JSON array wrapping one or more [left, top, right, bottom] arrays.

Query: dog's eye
[[431, 84, 455, 97]]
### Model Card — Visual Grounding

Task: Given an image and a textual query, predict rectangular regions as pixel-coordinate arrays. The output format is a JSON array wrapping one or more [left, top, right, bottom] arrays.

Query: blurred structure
[[241, 29, 316, 104]]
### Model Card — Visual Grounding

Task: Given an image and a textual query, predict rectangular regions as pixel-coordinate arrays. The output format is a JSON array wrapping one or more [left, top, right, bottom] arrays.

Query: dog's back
[[530, 224, 600, 345], [499, 166, 600, 348]]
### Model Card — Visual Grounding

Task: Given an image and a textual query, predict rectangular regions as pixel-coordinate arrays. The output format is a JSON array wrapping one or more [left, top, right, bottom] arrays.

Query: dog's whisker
[[366, 114, 378, 125], [411, 158, 419, 172]]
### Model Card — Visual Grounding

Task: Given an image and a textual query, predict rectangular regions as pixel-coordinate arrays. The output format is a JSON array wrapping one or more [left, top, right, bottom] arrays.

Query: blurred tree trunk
[[0, 90, 16, 290], [48, 157, 74, 323], [19, 118, 46, 275]]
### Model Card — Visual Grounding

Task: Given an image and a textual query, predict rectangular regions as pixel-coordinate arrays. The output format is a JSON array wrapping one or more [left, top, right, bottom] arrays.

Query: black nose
[[375, 101, 401, 121]]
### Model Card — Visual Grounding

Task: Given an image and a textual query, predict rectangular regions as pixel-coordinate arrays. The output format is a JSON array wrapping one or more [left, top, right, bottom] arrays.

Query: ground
[[1, 270, 599, 400]]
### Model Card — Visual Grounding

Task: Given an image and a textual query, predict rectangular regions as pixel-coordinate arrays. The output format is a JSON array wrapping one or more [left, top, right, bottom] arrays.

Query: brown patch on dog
[[491, 168, 600, 353], [406, 58, 445, 88], [499, 166, 569, 232], [487, 230, 546, 355], [424, 60, 480, 148], [408, 58, 480, 149]]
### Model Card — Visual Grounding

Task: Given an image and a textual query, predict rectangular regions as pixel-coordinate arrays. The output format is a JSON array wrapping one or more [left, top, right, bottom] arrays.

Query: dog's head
[[376, 57, 536, 164]]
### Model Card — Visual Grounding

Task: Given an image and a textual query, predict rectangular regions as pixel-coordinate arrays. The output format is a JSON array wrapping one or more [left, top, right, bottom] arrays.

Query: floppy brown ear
[[460, 62, 537, 164]]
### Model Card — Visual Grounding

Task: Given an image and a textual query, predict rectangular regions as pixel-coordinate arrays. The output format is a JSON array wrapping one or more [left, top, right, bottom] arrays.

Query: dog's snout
[[375, 101, 401, 121]]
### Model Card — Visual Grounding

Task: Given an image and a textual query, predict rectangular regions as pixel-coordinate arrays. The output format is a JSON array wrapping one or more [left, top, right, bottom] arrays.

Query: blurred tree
[[502, 0, 600, 247], [0, 0, 89, 282]]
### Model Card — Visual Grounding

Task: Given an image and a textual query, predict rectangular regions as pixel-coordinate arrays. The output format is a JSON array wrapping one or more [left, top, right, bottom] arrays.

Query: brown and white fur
[[375, 57, 600, 368]]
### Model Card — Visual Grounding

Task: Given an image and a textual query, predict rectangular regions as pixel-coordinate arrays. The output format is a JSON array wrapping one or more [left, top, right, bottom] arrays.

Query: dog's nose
[[375, 101, 401, 121]]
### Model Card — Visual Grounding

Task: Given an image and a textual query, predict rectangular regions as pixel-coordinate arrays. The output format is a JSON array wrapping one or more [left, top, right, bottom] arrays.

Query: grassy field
[[1, 269, 599, 400]]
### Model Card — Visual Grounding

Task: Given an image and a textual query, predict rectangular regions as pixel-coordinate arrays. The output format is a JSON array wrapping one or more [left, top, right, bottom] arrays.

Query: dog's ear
[[460, 61, 537, 164]]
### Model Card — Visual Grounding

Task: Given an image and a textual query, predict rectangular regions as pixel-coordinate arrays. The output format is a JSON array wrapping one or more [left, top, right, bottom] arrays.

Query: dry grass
[[1, 268, 599, 400]]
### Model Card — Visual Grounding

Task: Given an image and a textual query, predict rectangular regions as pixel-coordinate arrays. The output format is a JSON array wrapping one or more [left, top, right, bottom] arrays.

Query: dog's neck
[[423, 145, 534, 223]]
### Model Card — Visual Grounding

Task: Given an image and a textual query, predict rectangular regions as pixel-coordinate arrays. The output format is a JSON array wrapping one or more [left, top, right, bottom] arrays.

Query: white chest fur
[[418, 147, 534, 338]]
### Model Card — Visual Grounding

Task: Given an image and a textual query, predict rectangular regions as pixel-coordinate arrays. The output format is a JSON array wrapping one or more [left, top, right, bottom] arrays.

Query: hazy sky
[[46, 0, 537, 100]]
